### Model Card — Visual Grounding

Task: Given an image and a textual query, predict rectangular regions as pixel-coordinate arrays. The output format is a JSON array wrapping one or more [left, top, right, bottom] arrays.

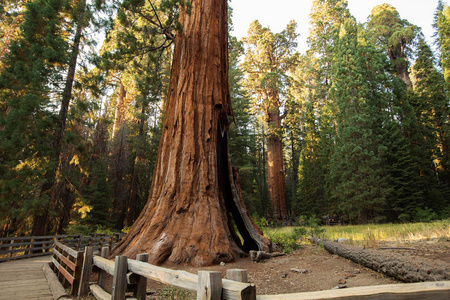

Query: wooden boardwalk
[[0, 256, 53, 300]]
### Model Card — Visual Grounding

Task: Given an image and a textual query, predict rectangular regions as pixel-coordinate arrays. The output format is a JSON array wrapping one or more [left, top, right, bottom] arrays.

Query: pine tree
[[97, 0, 177, 230], [434, 0, 450, 85], [410, 38, 450, 217], [227, 35, 260, 214], [293, 0, 353, 218], [0, 0, 70, 236], [329, 21, 391, 223], [0, 0, 27, 70]]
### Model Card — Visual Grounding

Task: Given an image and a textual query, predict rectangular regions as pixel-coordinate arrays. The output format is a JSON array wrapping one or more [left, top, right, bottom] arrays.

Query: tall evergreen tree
[[0, 0, 70, 236], [112, 0, 270, 266], [241, 20, 298, 221], [228, 35, 261, 215], [410, 38, 450, 217], [294, 0, 352, 218], [367, 3, 419, 89], [329, 21, 391, 223], [434, 0, 450, 85]]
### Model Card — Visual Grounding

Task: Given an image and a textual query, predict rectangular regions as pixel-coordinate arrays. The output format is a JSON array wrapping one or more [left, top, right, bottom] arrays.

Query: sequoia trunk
[[112, 81, 128, 139], [111, 0, 270, 266], [266, 91, 287, 221]]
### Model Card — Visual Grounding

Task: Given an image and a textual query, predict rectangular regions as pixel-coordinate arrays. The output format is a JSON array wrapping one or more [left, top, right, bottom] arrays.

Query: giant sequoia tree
[[111, 0, 270, 266], [241, 20, 298, 221]]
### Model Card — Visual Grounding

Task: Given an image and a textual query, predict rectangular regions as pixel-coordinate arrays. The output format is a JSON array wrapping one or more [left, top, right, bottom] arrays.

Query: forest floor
[[142, 236, 449, 298]]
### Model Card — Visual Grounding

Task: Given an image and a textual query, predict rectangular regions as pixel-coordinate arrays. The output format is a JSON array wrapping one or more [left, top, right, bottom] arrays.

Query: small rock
[[332, 284, 347, 289], [290, 268, 307, 274], [281, 273, 288, 278], [338, 279, 346, 284], [353, 269, 361, 274], [220, 262, 226, 266], [344, 273, 356, 278], [335, 238, 349, 243]]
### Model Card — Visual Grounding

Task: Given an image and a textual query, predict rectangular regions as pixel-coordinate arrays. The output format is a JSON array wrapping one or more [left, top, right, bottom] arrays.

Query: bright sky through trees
[[230, 0, 439, 53]]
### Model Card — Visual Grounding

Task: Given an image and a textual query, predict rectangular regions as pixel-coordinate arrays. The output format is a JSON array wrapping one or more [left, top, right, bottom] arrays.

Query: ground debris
[[290, 268, 308, 274]]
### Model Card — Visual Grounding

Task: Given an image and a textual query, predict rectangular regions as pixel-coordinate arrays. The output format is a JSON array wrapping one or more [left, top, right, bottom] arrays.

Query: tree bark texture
[[266, 90, 287, 220], [111, 0, 270, 266], [315, 238, 450, 283], [112, 81, 129, 139]]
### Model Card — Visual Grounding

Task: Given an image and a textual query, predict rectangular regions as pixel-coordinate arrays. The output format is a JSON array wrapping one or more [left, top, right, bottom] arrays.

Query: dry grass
[[264, 219, 450, 247]]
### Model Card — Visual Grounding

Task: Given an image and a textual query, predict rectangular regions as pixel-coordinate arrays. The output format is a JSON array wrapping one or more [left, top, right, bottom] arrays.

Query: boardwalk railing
[[50, 241, 84, 296], [63, 245, 450, 300], [0, 233, 123, 262], [75, 245, 255, 300]]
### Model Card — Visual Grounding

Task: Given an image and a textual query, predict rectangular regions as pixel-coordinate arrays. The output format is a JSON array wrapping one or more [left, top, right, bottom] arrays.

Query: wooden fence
[[70, 245, 255, 300], [2, 236, 447, 300], [50, 241, 84, 296], [47, 244, 450, 300], [0, 233, 123, 262]]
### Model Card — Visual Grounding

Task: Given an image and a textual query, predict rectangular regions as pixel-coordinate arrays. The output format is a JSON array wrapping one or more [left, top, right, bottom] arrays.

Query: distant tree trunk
[[388, 47, 412, 89], [266, 90, 287, 221], [127, 104, 146, 227], [112, 81, 128, 139], [111, 0, 270, 266], [111, 126, 129, 230]]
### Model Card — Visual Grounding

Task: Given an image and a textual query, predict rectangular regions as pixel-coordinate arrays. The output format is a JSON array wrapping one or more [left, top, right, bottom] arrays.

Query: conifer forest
[[1, 0, 450, 243]]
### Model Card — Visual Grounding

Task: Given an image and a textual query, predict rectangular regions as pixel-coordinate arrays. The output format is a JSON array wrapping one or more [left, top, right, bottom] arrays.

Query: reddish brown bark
[[112, 81, 128, 139], [266, 90, 287, 221], [111, 0, 270, 266]]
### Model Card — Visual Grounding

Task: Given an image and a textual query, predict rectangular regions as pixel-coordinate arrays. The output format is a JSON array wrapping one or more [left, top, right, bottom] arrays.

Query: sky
[[230, 0, 441, 53]]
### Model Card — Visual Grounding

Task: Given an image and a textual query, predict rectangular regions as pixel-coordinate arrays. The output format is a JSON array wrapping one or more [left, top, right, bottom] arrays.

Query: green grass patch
[[263, 219, 450, 248]]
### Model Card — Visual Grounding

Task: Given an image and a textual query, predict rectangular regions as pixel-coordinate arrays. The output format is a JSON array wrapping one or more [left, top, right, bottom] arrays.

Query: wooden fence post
[[99, 236, 105, 252], [112, 255, 128, 300], [109, 235, 114, 249], [98, 246, 110, 289], [225, 269, 256, 300], [226, 269, 248, 283], [76, 235, 81, 250], [77, 246, 93, 297], [135, 253, 149, 300], [197, 271, 222, 300], [8, 238, 14, 258]]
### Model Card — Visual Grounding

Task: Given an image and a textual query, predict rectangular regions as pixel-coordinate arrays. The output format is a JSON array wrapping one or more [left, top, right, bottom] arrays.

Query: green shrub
[[415, 207, 438, 222], [268, 227, 307, 254]]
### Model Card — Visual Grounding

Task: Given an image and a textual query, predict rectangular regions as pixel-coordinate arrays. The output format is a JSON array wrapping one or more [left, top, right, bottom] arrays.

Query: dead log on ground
[[249, 250, 285, 262], [313, 237, 450, 283]]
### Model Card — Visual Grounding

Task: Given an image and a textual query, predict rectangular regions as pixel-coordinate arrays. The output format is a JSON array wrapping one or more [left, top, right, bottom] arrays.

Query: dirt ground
[[375, 238, 450, 265], [145, 244, 399, 297], [102, 238, 449, 299]]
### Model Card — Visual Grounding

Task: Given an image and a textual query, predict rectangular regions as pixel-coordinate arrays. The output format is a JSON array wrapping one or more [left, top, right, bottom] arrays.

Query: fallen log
[[249, 250, 285, 262], [313, 237, 450, 283]]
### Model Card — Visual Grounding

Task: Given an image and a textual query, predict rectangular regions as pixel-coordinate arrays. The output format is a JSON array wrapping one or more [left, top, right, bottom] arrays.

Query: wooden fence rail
[[50, 241, 84, 296], [73, 246, 256, 300], [0, 233, 124, 263], [42, 242, 450, 300]]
